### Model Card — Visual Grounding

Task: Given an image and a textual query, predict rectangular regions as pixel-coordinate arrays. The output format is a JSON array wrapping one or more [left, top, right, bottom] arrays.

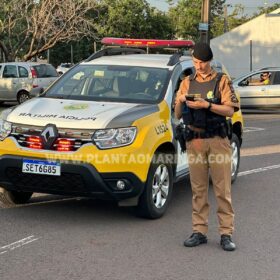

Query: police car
[[0, 38, 244, 218]]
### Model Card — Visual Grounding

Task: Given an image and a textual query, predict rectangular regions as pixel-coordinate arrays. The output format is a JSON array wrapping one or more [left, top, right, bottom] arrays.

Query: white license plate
[[22, 159, 61, 176]]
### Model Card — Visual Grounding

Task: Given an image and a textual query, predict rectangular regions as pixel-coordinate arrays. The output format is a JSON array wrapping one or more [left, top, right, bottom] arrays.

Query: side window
[[248, 73, 262, 84], [33, 64, 58, 78], [3, 65, 18, 78], [175, 67, 193, 95], [171, 67, 194, 111], [272, 71, 280, 85], [18, 66, 29, 78]]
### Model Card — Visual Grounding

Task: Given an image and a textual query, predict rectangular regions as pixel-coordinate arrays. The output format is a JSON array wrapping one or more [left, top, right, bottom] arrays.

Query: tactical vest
[[182, 72, 228, 139]]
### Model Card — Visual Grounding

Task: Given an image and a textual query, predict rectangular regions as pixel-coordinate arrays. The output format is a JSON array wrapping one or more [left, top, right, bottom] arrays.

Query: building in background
[[210, 8, 280, 79]]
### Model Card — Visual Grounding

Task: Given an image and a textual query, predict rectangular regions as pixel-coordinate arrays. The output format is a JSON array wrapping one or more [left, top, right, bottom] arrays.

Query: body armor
[[181, 72, 230, 140]]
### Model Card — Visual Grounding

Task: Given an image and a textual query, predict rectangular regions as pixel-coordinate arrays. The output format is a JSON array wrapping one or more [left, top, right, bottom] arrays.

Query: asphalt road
[[0, 107, 280, 280]]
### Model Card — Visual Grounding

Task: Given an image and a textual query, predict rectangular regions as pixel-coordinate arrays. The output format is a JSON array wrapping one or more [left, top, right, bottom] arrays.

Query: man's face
[[262, 72, 269, 80], [192, 57, 211, 75]]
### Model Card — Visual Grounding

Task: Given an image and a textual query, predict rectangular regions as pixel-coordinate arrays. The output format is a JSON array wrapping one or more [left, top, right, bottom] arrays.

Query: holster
[[175, 123, 186, 152], [226, 119, 233, 140], [175, 123, 195, 153]]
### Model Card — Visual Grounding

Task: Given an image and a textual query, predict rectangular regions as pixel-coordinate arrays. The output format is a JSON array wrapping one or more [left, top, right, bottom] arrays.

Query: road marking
[[0, 235, 40, 255], [238, 164, 280, 177], [241, 144, 280, 157], [243, 127, 265, 133]]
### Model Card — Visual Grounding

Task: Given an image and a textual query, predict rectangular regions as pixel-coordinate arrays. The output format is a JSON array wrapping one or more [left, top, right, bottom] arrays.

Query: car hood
[[7, 98, 159, 129]]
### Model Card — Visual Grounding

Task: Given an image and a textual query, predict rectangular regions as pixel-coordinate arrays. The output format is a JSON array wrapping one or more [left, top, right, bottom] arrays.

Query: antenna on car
[[167, 52, 184, 66]]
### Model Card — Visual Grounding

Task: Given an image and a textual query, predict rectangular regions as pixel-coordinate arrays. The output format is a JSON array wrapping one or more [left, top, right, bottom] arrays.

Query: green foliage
[[252, 3, 280, 17], [167, 0, 226, 41], [96, 0, 173, 39], [49, 39, 95, 67], [1, 0, 278, 64], [211, 4, 250, 38]]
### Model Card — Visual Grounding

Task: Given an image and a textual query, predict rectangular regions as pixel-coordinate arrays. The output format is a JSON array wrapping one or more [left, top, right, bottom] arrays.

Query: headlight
[[0, 119, 12, 141], [92, 127, 137, 149]]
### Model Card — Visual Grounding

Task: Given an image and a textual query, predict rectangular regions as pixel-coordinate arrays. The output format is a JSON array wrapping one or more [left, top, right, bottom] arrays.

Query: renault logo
[[41, 124, 58, 149]]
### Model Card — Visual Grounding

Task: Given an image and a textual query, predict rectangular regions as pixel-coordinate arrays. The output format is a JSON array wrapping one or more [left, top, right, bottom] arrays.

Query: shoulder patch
[[228, 80, 235, 93], [228, 81, 239, 103]]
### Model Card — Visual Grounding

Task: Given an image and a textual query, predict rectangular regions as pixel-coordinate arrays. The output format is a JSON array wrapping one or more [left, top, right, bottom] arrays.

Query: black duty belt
[[187, 125, 226, 140]]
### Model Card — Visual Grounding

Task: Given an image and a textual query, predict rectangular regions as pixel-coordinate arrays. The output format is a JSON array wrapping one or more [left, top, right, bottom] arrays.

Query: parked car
[[0, 39, 244, 218], [56, 63, 73, 75], [0, 62, 58, 104], [232, 67, 280, 109]]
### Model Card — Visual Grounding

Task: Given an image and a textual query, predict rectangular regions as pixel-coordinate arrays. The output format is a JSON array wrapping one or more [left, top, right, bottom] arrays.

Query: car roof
[[0, 62, 52, 66], [258, 67, 280, 71], [80, 54, 193, 69]]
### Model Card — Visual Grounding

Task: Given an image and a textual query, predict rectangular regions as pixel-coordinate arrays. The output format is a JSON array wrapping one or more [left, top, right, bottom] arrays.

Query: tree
[[96, 0, 173, 39], [252, 3, 280, 17], [211, 4, 250, 38], [211, 3, 280, 38], [167, 0, 226, 41], [0, 0, 100, 61]]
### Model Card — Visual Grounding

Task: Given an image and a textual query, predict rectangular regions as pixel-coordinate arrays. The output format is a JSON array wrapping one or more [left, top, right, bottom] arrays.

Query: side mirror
[[239, 79, 249, 86]]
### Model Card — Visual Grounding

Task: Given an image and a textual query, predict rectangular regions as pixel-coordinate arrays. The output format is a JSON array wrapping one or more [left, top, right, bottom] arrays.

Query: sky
[[148, 0, 280, 14]]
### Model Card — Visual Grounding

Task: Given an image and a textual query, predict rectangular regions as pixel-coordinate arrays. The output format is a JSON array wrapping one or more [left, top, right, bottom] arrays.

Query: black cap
[[192, 42, 213, 62]]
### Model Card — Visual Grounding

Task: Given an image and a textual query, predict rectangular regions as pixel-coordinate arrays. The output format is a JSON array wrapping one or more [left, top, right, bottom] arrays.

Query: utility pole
[[224, 4, 228, 33], [71, 44, 73, 64], [199, 0, 211, 44]]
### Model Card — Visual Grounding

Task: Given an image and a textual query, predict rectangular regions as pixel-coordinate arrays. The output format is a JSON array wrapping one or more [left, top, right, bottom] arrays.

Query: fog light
[[116, 180, 126, 190]]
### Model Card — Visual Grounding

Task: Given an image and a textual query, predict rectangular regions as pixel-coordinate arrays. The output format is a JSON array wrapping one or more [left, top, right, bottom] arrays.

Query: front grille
[[11, 124, 94, 151], [5, 167, 87, 194]]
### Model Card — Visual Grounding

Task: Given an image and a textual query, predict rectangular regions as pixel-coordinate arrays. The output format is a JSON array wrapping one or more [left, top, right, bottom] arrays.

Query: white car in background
[[232, 67, 280, 109], [0, 62, 58, 104], [56, 63, 73, 75]]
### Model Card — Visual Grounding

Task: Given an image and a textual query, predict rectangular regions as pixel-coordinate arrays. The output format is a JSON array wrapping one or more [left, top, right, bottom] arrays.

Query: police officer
[[174, 42, 239, 251]]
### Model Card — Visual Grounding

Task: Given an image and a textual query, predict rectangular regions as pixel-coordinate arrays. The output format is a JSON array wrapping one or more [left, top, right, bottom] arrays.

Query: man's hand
[[178, 94, 188, 104]]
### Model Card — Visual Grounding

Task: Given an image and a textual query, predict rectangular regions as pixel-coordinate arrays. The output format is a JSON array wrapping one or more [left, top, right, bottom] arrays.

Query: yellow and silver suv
[[0, 46, 243, 218]]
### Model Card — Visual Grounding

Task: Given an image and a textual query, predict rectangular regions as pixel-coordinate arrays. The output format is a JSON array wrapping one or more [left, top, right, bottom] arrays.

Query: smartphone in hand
[[185, 93, 201, 101]]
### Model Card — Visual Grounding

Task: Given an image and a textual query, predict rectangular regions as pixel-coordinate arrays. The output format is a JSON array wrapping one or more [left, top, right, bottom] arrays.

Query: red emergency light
[[27, 136, 43, 149], [56, 139, 75, 152], [101, 37, 194, 48]]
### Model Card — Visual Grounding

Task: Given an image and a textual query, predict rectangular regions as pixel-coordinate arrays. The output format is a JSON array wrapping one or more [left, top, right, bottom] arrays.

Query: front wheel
[[231, 133, 240, 183], [0, 188, 33, 207], [136, 153, 173, 219]]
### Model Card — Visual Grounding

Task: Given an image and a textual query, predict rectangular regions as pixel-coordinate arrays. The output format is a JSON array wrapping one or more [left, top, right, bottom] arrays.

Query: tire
[[136, 153, 174, 219], [17, 91, 30, 104], [0, 189, 33, 207], [231, 133, 240, 183]]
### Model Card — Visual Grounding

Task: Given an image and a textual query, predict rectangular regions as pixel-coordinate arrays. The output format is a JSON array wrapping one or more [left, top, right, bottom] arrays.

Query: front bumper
[[0, 155, 145, 200]]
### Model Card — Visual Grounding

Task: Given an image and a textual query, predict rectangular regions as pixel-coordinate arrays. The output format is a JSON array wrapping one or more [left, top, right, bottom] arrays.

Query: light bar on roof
[[101, 37, 194, 48]]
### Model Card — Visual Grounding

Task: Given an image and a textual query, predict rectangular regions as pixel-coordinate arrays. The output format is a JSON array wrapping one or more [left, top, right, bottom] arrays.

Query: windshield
[[44, 64, 169, 104], [33, 64, 58, 78]]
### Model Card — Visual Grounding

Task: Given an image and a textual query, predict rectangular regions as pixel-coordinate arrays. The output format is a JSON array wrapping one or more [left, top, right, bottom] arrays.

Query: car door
[[169, 64, 195, 176], [265, 71, 280, 108], [0, 64, 19, 100], [18, 65, 33, 91], [236, 72, 268, 108]]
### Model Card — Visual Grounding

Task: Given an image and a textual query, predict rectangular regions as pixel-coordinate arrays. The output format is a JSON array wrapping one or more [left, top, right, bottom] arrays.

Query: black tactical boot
[[184, 232, 207, 247], [220, 235, 236, 251]]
